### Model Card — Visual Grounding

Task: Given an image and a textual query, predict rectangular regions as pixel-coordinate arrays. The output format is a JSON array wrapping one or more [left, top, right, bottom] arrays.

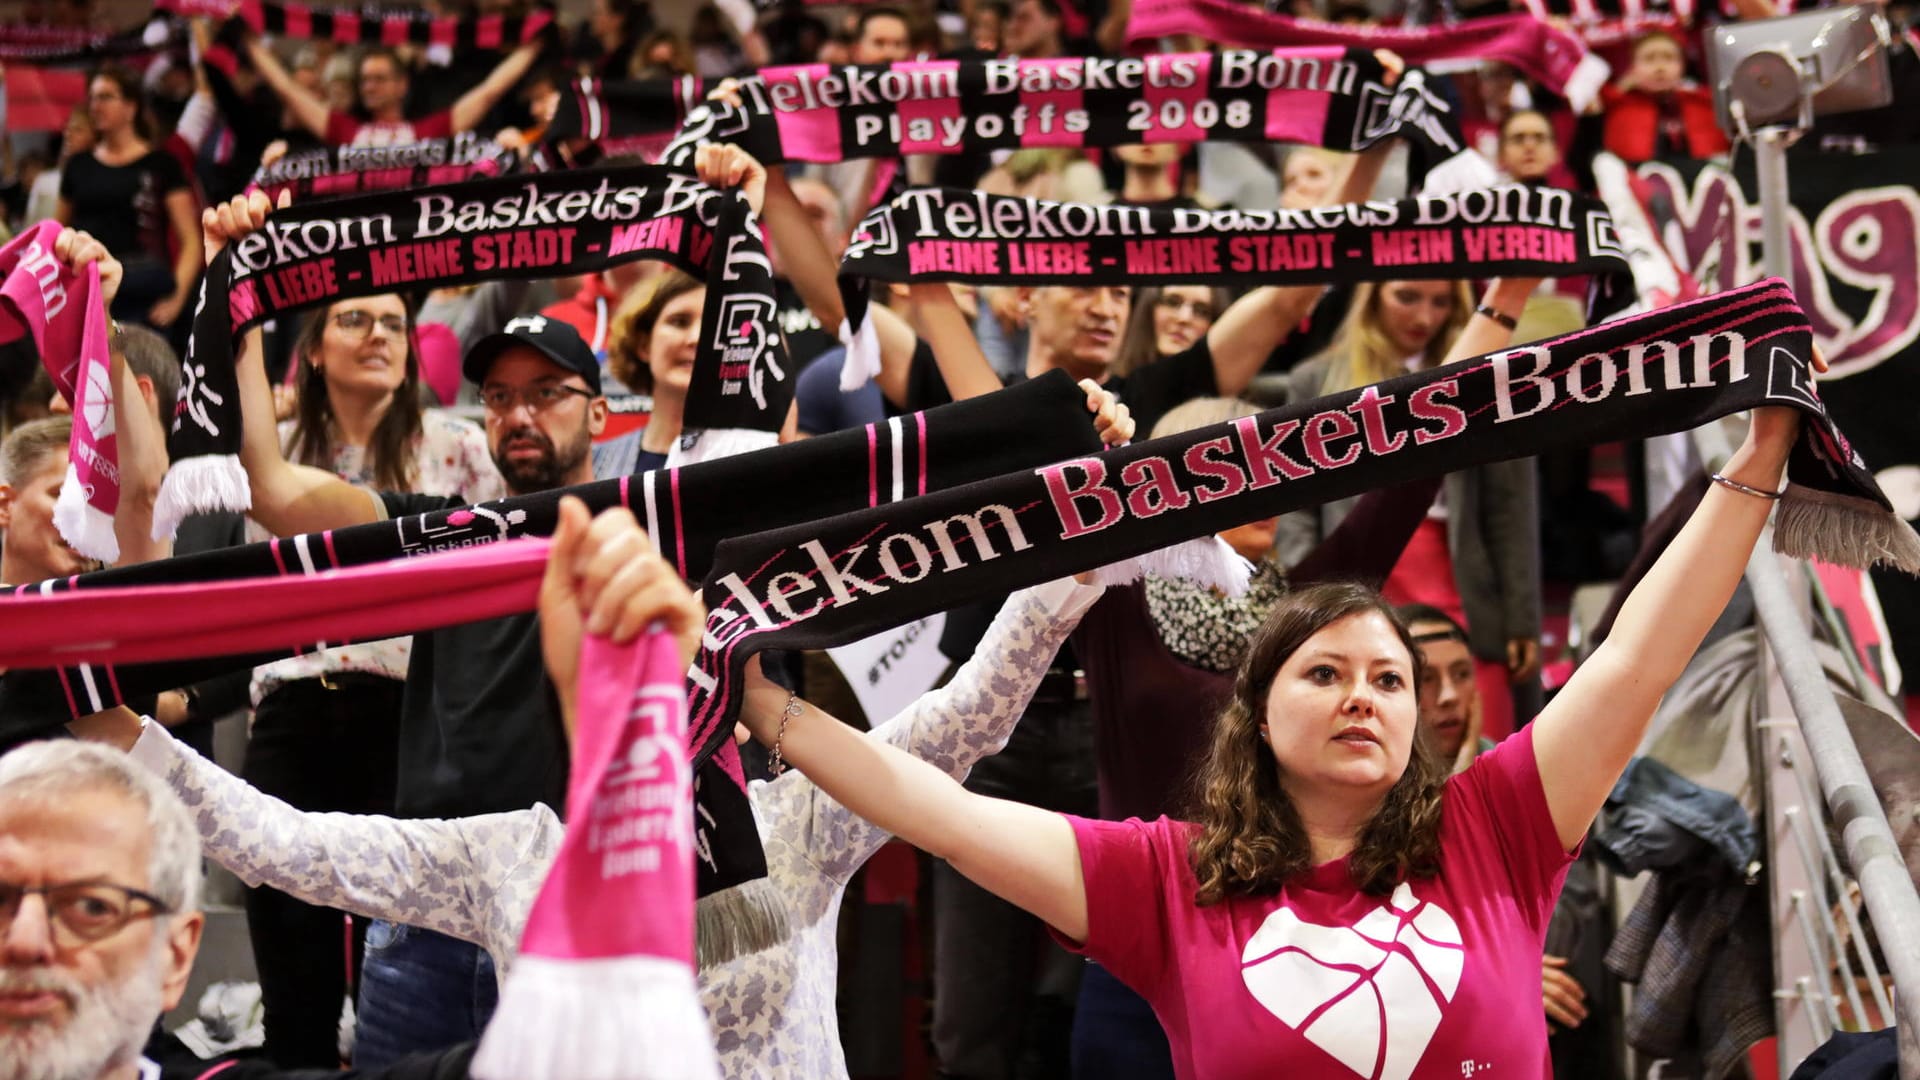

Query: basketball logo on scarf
[[1352, 70, 1459, 156], [671, 189, 792, 465]]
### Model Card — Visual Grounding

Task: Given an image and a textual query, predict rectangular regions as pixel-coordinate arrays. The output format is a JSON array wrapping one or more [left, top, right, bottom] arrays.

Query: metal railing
[[1691, 424, 1920, 1077]]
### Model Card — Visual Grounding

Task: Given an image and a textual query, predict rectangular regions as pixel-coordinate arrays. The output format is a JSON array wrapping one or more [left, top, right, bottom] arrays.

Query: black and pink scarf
[[157, 0, 554, 50], [679, 281, 1917, 755], [1126, 0, 1612, 111], [654, 49, 1467, 171], [158, 164, 785, 536], [0, 221, 119, 562]]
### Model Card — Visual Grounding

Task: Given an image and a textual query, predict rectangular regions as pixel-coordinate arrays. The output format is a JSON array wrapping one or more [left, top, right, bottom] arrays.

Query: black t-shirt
[[903, 332, 1221, 448], [60, 151, 189, 266], [379, 491, 567, 820]]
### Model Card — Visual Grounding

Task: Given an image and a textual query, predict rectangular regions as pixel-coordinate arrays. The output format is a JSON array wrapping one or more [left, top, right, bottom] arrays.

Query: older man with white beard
[[0, 740, 204, 1080]]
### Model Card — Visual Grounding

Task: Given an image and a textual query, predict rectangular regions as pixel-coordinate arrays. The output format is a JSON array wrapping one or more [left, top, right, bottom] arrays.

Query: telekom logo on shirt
[[1239, 883, 1464, 1080]]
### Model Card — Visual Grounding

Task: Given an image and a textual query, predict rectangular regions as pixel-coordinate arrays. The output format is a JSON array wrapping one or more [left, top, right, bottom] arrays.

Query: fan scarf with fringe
[[1125, 0, 1613, 112], [158, 164, 787, 537], [0, 221, 119, 562], [651, 50, 1468, 172], [680, 281, 1919, 754]]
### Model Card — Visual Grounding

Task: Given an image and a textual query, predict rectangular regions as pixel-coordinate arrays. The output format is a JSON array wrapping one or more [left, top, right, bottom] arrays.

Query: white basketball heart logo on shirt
[[1239, 882, 1464, 1080]]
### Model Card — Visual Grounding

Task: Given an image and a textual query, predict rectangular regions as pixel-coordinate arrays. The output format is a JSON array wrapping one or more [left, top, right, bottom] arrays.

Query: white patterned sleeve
[[762, 579, 1104, 885], [129, 720, 529, 945]]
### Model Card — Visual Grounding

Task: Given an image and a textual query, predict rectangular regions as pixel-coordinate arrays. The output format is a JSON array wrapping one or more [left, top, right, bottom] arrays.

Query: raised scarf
[[668, 188, 794, 467], [159, 164, 780, 536], [477, 625, 717, 1080], [0, 222, 119, 561], [157, 0, 554, 50], [2, 371, 1100, 724], [1126, 0, 1612, 112], [0, 25, 154, 62], [839, 184, 1631, 307], [542, 75, 716, 162], [680, 282, 1919, 755], [655, 50, 1467, 171]]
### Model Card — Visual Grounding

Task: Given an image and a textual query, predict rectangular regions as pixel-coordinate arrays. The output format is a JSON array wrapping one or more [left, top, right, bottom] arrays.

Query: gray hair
[[0, 740, 202, 914], [1, 416, 71, 488]]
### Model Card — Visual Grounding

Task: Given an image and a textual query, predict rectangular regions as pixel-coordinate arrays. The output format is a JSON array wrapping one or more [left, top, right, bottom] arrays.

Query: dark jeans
[[1071, 960, 1175, 1080], [933, 695, 1097, 1080], [353, 922, 498, 1068], [241, 675, 401, 1068]]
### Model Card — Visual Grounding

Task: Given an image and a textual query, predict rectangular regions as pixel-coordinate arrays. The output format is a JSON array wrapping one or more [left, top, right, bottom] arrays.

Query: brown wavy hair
[[286, 297, 423, 493], [1188, 581, 1448, 904], [606, 270, 703, 394]]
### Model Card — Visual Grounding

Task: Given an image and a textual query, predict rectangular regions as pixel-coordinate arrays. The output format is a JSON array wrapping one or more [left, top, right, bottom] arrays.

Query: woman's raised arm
[[1530, 402, 1809, 850], [739, 661, 1091, 943]]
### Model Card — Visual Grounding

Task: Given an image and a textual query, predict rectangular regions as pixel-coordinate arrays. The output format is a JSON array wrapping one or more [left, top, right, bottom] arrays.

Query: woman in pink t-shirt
[[735, 397, 1810, 1079]]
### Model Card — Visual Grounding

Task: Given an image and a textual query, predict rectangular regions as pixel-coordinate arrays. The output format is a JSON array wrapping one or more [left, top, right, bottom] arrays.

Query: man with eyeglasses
[[206, 269, 609, 1061]]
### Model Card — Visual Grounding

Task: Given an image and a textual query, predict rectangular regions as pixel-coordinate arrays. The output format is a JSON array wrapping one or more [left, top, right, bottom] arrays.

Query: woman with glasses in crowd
[[238, 294, 503, 1070], [1112, 286, 1235, 380]]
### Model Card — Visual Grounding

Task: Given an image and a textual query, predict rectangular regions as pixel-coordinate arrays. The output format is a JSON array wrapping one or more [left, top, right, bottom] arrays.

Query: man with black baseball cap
[[203, 302, 612, 1063]]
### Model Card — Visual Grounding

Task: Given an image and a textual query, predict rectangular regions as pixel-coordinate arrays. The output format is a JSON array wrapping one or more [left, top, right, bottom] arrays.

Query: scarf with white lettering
[[667, 188, 794, 468], [0, 25, 153, 62], [3, 371, 1099, 724], [156, 0, 554, 49], [1127, 0, 1612, 112], [475, 625, 717, 1080], [246, 136, 520, 202], [838, 185, 1634, 328], [0, 221, 119, 562], [158, 164, 780, 537], [682, 281, 1919, 750], [654, 50, 1467, 172]]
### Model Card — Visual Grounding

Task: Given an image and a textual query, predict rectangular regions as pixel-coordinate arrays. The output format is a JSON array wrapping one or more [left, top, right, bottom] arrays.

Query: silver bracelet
[[768, 692, 802, 776], [1710, 472, 1781, 501]]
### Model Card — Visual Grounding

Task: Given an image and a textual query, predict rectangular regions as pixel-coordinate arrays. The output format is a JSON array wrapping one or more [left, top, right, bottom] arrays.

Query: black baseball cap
[[463, 314, 603, 396]]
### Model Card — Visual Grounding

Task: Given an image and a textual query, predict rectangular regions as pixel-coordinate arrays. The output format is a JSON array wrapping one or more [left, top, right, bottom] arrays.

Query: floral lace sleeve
[[129, 719, 553, 962], [758, 579, 1104, 886]]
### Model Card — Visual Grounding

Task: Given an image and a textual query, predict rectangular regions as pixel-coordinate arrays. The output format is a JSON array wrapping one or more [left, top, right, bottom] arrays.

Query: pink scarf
[[1125, 0, 1611, 111], [473, 626, 717, 1080], [0, 221, 119, 562], [0, 537, 545, 673]]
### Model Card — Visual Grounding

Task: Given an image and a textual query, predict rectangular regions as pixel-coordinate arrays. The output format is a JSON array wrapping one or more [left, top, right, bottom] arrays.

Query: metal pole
[[1753, 128, 1797, 285], [1744, 540, 1920, 1075]]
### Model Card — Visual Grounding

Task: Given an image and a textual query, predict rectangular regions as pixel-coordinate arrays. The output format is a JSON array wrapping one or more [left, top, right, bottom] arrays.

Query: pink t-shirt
[[1059, 725, 1574, 1080]]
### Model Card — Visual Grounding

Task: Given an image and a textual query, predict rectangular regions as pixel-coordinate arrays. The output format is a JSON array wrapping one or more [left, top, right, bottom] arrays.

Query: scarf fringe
[[1775, 483, 1920, 575], [151, 455, 251, 541], [665, 427, 781, 470], [838, 315, 882, 392], [471, 953, 719, 1080], [52, 470, 119, 563], [1563, 51, 1612, 113], [1420, 150, 1503, 197], [1086, 536, 1253, 597], [694, 875, 791, 969]]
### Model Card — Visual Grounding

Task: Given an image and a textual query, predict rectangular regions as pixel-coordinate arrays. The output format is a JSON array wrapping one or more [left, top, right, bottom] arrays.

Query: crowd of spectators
[[0, 0, 1911, 1078]]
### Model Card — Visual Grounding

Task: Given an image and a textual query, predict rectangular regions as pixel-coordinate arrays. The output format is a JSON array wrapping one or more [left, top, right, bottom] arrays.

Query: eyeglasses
[[1503, 131, 1555, 147], [1156, 294, 1217, 320], [332, 310, 409, 338], [1, 881, 171, 948], [480, 383, 595, 414]]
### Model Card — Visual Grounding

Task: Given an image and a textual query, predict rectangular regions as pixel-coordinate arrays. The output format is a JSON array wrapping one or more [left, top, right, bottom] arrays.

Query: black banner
[[1628, 146, 1920, 681]]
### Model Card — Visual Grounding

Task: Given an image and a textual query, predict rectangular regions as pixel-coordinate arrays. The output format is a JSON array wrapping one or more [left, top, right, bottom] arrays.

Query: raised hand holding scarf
[[680, 282, 1918, 755], [474, 626, 717, 1080], [159, 164, 784, 536], [0, 221, 119, 561]]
